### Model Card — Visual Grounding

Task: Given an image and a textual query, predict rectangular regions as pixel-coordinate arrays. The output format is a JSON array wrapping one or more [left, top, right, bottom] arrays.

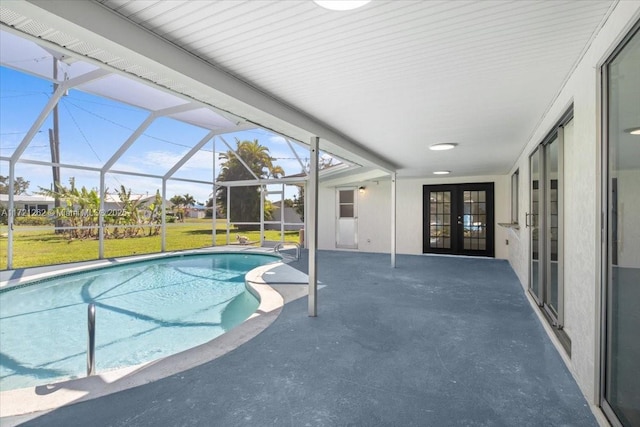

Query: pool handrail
[[87, 303, 96, 376], [273, 242, 301, 261]]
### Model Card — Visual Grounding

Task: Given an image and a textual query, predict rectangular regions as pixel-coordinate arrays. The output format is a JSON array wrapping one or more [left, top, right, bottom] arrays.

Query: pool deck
[[1, 250, 601, 426]]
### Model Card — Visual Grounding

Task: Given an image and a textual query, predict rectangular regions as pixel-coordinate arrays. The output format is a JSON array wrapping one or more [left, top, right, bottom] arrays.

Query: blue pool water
[[0, 253, 277, 391]]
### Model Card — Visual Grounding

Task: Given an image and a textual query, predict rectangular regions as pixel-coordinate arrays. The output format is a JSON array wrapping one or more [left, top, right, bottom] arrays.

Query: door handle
[[525, 213, 530, 228]]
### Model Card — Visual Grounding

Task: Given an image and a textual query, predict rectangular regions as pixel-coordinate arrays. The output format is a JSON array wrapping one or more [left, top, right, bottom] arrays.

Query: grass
[[0, 219, 301, 270]]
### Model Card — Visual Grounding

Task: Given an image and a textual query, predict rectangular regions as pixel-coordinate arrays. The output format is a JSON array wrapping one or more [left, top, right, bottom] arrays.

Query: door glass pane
[[339, 205, 354, 218], [462, 190, 488, 253], [338, 189, 355, 219], [530, 149, 541, 299], [339, 190, 354, 204], [605, 27, 640, 427], [429, 191, 451, 249], [547, 137, 560, 316]]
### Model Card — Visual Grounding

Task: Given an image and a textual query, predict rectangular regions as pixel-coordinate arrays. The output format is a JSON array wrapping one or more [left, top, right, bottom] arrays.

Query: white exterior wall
[[395, 175, 510, 259], [506, 2, 640, 408], [318, 175, 510, 260]]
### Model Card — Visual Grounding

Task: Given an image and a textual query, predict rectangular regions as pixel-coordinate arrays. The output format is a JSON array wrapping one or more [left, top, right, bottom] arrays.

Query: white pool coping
[[0, 248, 289, 417]]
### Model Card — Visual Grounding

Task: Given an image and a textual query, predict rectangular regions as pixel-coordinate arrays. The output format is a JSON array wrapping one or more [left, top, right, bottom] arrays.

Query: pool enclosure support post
[[87, 303, 96, 376], [308, 136, 319, 317], [212, 138, 216, 246], [161, 179, 167, 252], [6, 161, 15, 269], [391, 172, 397, 268], [226, 186, 231, 244], [280, 183, 285, 242], [212, 181, 217, 246], [260, 185, 265, 245], [98, 172, 105, 258]]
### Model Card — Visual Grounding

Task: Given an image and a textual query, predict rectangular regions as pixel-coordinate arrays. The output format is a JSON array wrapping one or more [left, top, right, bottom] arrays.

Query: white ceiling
[[1, 0, 618, 178]]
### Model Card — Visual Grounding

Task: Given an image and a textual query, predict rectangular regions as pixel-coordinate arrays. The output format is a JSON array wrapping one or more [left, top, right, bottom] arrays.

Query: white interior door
[[336, 188, 358, 249]]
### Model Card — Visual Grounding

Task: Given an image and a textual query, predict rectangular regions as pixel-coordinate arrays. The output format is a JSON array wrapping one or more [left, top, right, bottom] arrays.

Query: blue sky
[[0, 66, 311, 203]]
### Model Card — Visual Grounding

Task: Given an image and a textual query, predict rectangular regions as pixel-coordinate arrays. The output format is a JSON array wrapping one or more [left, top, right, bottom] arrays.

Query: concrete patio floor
[[2, 251, 596, 426]]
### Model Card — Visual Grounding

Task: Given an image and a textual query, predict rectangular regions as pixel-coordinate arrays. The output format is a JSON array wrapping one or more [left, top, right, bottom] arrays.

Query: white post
[[212, 138, 217, 247], [391, 172, 397, 268], [226, 185, 231, 245], [260, 184, 265, 245], [308, 136, 319, 317], [7, 161, 15, 269], [161, 179, 167, 252], [280, 183, 285, 242], [98, 172, 105, 259]]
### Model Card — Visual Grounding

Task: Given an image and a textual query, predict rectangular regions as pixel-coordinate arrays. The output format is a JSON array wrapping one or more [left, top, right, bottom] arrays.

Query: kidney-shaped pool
[[0, 253, 278, 391]]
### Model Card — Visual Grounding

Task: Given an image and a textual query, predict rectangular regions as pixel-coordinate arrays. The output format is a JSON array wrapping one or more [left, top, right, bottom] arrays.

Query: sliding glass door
[[545, 134, 563, 322], [528, 114, 569, 335], [602, 23, 640, 427]]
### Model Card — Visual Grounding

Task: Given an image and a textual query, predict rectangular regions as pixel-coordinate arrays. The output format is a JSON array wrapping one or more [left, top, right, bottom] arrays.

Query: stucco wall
[[506, 2, 640, 407], [318, 175, 510, 260]]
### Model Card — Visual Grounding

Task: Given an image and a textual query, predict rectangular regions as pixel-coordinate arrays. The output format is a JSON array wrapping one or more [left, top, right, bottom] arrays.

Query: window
[[511, 169, 519, 223]]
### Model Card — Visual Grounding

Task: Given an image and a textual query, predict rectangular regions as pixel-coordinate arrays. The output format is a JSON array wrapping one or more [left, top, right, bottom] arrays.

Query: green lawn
[[0, 219, 301, 269]]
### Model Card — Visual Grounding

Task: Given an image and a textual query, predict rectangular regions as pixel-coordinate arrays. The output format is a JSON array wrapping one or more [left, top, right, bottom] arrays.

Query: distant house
[[265, 201, 303, 231], [102, 193, 169, 211], [0, 194, 55, 215], [185, 204, 206, 219]]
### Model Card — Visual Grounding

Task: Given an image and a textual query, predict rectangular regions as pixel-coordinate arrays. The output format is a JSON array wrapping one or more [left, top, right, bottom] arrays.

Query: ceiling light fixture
[[313, 1, 371, 11], [433, 170, 451, 175], [624, 126, 640, 135], [429, 143, 457, 151]]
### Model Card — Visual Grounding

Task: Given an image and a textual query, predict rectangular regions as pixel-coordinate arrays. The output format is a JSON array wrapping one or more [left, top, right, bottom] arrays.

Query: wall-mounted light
[[433, 170, 451, 175], [358, 186, 366, 193], [624, 126, 640, 135], [314, 0, 371, 11]]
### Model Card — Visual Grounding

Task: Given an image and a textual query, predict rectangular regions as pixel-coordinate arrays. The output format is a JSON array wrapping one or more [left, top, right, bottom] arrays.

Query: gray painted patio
[[2, 251, 595, 426]]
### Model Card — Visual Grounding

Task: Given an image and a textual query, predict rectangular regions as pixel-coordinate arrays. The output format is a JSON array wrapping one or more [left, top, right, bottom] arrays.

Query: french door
[[423, 183, 494, 257]]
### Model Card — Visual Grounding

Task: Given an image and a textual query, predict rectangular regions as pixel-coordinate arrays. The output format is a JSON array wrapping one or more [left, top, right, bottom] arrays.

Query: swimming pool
[[0, 253, 278, 391]]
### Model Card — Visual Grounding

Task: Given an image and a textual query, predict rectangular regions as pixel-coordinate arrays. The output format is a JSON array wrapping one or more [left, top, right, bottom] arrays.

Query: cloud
[[268, 135, 287, 145]]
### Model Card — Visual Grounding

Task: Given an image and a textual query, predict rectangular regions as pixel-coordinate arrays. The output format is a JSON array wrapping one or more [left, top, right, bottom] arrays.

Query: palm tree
[[182, 193, 195, 207], [170, 194, 186, 222], [216, 139, 284, 228], [180, 193, 196, 221]]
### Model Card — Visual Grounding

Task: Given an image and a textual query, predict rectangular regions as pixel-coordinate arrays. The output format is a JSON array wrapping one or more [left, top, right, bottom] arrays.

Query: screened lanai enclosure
[[0, 28, 355, 270]]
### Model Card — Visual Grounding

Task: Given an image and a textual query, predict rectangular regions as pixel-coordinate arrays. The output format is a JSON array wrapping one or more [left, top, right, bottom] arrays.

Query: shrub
[[14, 216, 54, 226]]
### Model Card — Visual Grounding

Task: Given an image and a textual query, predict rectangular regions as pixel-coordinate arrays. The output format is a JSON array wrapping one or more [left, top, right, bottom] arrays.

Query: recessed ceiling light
[[313, 0, 371, 11], [433, 170, 451, 175], [429, 143, 458, 151], [624, 127, 640, 135]]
